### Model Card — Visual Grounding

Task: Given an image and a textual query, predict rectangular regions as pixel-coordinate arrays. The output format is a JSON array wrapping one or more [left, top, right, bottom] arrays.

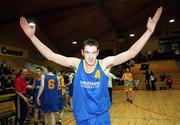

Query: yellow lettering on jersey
[[95, 70, 100, 79], [48, 79, 55, 89]]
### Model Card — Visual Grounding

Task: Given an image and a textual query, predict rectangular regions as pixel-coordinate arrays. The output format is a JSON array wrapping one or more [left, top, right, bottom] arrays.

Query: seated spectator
[[140, 63, 149, 71], [160, 72, 166, 81], [6, 76, 13, 88], [144, 69, 150, 90], [147, 50, 153, 60], [174, 49, 180, 55], [166, 75, 173, 90], [174, 49, 180, 59], [0, 62, 12, 93], [153, 50, 159, 60]]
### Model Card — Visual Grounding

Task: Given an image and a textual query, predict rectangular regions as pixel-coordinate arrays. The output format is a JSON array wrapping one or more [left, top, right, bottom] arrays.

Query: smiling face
[[81, 45, 99, 66]]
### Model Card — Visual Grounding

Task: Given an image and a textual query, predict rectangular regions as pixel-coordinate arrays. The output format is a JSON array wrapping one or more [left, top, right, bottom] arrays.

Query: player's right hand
[[37, 98, 41, 106]]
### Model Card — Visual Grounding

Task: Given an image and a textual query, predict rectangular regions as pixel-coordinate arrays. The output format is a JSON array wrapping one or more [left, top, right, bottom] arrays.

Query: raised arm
[[20, 17, 80, 69], [102, 7, 163, 67]]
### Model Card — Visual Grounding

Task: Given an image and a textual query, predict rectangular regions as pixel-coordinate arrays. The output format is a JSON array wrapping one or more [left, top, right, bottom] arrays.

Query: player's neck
[[48, 72, 53, 75], [37, 76, 41, 80], [83, 60, 97, 73]]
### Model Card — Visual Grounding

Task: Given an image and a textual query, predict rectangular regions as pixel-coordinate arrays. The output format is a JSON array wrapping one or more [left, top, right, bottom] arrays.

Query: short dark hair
[[82, 39, 99, 49], [36, 66, 42, 71], [19, 69, 23, 76], [47, 66, 54, 72], [19, 68, 27, 76]]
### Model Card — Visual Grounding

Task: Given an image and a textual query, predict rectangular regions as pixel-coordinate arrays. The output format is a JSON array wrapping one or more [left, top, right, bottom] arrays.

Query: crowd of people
[[0, 61, 17, 94], [0, 60, 75, 125], [14, 66, 75, 125], [132, 47, 180, 64]]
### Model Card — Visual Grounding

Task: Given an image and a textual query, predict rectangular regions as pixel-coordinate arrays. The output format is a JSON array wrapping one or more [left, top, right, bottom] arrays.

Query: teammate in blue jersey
[[20, 7, 162, 125], [37, 66, 63, 125], [33, 66, 43, 125]]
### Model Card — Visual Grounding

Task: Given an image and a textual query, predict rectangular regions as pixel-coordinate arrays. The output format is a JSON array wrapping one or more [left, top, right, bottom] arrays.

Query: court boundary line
[[64, 116, 74, 125], [131, 102, 180, 120]]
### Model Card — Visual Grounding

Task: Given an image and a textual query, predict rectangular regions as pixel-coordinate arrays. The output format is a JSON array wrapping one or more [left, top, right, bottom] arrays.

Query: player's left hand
[[147, 6, 163, 33]]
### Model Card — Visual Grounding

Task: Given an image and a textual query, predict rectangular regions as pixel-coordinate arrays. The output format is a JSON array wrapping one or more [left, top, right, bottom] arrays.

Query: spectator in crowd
[[158, 48, 163, 58], [0, 61, 8, 92], [160, 72, 166, 81], [149, 71, 156, 90], [166, 75, 173, 90], [174, 49, 180, 59], [144, 70, 150, 90], [147, 50, 153, 60]]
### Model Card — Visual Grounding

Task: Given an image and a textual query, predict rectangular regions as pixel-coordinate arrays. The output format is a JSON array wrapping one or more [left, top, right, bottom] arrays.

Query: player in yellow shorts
[[122, 67, 133, 103]]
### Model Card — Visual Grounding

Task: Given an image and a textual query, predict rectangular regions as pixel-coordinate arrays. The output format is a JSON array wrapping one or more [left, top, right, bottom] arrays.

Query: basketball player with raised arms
[[20, 7, 162, 125]]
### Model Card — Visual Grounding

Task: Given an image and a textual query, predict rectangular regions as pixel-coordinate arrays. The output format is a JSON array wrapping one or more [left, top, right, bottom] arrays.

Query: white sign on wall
[[0, 44, 28, 58]]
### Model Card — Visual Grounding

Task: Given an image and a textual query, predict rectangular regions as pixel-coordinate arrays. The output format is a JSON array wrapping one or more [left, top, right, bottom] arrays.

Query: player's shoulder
[[99, 59, 107, 71], [99, 59, 110, 76], [73, 58, 81, 70]]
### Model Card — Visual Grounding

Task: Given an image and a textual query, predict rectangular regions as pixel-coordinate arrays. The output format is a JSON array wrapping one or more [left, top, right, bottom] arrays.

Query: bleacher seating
[[113, 60, 180, 90], [0, 94, 15, 125]]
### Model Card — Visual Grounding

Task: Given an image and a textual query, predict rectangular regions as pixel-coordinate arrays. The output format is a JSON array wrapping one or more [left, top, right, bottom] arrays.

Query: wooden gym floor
[[62, 90, 180, 125]]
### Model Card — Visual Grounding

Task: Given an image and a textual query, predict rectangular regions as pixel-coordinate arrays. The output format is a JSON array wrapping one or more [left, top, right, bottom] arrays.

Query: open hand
[[20, 16, 36, 38], [147, 7, 163, 33]]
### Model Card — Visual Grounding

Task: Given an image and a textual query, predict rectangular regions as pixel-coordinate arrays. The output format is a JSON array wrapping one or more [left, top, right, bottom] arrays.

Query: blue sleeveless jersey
[[73, 60, 111, 121], [41, 74, 59, 105], [35, 79, 41, 97], [34, 79, 41, 107]]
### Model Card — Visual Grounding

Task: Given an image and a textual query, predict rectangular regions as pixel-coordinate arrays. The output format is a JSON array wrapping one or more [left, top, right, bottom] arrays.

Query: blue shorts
[[34, 95, 42, 109], [69, 85, 73, 97], [76, 111, 110, 125], [41, 103, 63, 113]]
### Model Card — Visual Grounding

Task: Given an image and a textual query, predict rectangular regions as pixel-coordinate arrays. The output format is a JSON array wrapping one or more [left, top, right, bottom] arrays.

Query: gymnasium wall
[[0, 21, 64, 70]]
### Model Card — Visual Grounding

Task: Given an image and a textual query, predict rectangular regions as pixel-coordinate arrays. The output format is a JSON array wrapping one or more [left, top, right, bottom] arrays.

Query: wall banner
[[0, 44, 28, 58]]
